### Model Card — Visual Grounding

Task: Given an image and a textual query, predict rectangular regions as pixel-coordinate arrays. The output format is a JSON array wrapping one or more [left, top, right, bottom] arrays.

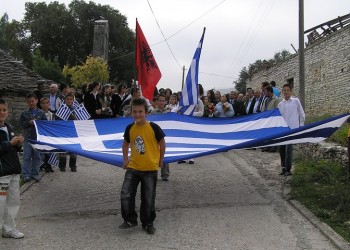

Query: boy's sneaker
[[2, 229, 24, 239], [70, 166, 77, 172], [119, 221, 138, 229], [143, 225, 156, 235]]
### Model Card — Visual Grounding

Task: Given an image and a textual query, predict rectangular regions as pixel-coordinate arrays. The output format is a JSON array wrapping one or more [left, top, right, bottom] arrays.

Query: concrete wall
[[247, 25, 350, 116]]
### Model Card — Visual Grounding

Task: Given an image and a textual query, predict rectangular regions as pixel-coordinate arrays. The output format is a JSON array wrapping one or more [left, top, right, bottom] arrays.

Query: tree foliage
[[0, 13, 33, 67], [32, 50, 64, 83], [0, 1, 135, 83], [234, 49, 292, 92], [63, 55, 109, 88], [234, 67, 249, 94]]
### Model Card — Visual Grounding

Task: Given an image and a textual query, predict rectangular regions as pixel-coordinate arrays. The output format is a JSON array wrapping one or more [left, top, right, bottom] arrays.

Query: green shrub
[[290, 159, 350, 242]]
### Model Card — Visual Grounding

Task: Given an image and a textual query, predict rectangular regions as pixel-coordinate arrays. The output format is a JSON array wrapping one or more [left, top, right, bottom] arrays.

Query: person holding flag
[[55, 92, 78, 172]]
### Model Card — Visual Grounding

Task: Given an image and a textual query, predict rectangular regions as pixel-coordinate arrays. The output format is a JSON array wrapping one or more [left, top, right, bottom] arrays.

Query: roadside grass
[[290, 159, 350, 242]]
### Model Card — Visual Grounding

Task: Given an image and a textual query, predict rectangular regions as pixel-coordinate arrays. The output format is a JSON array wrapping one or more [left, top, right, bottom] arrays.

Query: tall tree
[[0, 13, 32, 66], [32, 50, 64, 83], [234, 67, 249, 94], [21, 0, 135, 83]]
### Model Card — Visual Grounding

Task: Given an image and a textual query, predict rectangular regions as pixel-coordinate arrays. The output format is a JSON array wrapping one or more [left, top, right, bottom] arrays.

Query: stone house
[[0, 49, 50, 127]]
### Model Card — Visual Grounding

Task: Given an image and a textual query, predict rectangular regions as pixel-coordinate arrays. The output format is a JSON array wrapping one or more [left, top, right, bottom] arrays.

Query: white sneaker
[[2, 229, 24, 239]]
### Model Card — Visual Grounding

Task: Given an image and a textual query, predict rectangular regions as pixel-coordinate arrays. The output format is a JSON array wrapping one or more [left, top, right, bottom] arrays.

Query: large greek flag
[[32, 109, 350, 167], [179, 28, 206, 115]]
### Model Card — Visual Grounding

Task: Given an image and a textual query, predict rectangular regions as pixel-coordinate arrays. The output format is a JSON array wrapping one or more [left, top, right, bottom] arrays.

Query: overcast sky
[[2, 0, 349, 92]]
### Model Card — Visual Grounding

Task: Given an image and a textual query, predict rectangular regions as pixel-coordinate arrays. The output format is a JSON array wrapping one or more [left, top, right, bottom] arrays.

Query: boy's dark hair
[[261, 81, 270, 88], [131, 98, 148, 112], [0, 98, 7, 106], [282, 83, 292, 90], [65, 92, 75, 99], [265, 85, 273, 94], [157, 94, 166, 100], [59, 83, 68, 92], [27, 93, 38, 100], [270, 80, 276, 87]]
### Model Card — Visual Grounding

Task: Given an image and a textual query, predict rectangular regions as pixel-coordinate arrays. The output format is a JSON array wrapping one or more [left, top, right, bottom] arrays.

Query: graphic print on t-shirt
[[134, 135, 145, 154]]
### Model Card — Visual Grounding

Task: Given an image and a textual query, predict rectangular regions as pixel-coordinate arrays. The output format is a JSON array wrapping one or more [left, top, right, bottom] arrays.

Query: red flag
[[135, 20, 162, 100]]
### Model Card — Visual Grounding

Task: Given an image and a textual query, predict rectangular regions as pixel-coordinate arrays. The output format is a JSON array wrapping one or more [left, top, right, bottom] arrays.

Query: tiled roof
[[0, 49, 45, 96]]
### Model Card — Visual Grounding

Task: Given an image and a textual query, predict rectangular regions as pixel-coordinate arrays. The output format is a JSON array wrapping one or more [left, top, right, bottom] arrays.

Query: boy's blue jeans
[[22, 141, 42, 179], [120, 169, 157, 227]]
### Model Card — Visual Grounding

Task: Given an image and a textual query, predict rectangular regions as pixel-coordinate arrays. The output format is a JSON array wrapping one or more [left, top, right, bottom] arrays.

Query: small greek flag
[[55, 103, 72, 121], [48, 153, 59, 167], [73, 100, 80, 109], [179, 28, 206, 116], [73, 104, 91, 120]]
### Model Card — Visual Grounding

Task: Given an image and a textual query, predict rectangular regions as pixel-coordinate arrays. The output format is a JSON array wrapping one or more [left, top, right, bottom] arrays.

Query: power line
[[146, 0, 182, 69], [225, 0, 264, 77], [108, 51, 134, 62], [236, 0, 276, 67], [151, 0, 228, 46]]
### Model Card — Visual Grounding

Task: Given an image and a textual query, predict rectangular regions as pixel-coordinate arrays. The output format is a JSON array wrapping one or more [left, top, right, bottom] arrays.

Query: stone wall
[[296, 142, 348, 167], [247, 25, 350, 117]]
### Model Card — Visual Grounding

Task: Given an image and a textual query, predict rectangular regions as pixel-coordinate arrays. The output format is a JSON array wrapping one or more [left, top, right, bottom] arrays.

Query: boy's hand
[[122, 159, 129, 169], [10, 135, 24, 146]]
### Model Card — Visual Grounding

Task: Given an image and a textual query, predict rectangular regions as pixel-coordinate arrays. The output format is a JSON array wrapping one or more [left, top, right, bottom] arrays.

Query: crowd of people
[[0, 78, 306, 238], [25, 79, 306, 182]]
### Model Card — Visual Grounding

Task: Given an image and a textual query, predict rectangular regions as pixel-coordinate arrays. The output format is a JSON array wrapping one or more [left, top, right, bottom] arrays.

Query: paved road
[[1, 149, 345, 249]]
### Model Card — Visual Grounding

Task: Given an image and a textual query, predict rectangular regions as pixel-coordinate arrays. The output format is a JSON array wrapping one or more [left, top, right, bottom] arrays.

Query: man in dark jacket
[[0, 98, 25, 239]]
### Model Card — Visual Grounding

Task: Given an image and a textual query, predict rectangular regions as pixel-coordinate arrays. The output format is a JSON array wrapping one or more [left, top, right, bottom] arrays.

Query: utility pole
[[299, 0, 305, 108], [181, 66, 185, 89]]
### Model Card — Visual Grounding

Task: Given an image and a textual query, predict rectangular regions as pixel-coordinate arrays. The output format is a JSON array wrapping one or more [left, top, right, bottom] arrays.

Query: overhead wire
[[108, 0, 238, 81], [146, 0, 182, 69], [146, 0, 233, 80], [235, 0, 276, 70], [151, 0, 228, 46], [224, 0, 264, 77]]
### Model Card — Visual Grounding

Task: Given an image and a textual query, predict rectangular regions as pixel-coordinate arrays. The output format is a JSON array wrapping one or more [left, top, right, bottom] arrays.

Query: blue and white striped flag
[[179, 28, 206, 116], [73, 103, 91, 120], [55, 103, 72, 121], [73, 100, 80, 109], [31, 109, 350, 168], [48, 153, 59, 167]]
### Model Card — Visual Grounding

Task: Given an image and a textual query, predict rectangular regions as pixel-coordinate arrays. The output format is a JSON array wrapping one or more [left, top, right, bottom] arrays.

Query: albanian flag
[[135, 19, 162, 100]]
